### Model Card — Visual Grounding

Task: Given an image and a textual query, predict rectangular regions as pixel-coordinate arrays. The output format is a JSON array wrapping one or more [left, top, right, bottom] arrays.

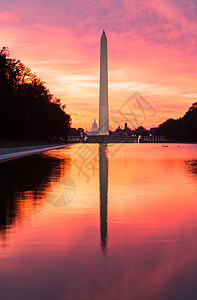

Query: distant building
[[86, 119, 99, 136], [78, 128, 84, 134], [91, 119, 99, 133], [114, 126, 127, 136], [69, 127, 85, 136]]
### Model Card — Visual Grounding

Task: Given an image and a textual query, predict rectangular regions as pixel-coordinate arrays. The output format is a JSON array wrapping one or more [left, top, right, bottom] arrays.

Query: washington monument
[[99, 30, 109, 136]]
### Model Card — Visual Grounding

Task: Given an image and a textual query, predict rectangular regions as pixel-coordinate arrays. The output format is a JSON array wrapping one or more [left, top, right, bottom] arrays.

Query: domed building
[[85, 119, 99, 136], [91, 119, 99, 133]]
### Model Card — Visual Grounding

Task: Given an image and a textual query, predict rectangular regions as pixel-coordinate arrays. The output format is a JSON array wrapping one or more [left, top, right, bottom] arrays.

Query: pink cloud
[[1, 0, 197, 129]]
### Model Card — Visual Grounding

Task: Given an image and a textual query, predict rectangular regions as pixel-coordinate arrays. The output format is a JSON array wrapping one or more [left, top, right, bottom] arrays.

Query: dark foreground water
[[0, 143, 197, 300]]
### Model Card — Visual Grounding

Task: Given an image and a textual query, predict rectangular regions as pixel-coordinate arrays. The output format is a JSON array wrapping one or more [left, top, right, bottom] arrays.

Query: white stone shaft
[[99, 30, 109, 135]]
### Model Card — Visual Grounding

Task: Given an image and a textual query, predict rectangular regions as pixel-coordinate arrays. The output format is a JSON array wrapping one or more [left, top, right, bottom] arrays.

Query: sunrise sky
[[1, 0, 197, 130]]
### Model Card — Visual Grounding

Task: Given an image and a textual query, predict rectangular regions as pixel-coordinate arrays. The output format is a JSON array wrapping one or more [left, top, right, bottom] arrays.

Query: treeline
[[0, 47, 71, 141], [155, 102, 197, 141]]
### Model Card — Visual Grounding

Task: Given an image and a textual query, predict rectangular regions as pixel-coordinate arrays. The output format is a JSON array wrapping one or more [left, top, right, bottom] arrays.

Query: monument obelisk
[[99, 30, 109, 135]]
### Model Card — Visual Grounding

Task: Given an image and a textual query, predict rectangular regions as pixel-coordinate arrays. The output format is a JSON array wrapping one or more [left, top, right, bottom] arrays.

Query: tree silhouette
[[0, 47, 71, 141], [155, 102, 197, 141]]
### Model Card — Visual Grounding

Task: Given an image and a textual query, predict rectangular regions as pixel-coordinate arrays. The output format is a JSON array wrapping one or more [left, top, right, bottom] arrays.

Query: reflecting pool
[[0, 143, 197, 300]]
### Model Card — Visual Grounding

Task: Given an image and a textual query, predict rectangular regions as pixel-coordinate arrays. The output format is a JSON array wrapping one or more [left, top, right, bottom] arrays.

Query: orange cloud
[[1, 0, 197, 130]]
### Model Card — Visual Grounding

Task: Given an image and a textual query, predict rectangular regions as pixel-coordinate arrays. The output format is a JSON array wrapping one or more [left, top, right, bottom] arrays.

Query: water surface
[[0, 143, 197, 300]]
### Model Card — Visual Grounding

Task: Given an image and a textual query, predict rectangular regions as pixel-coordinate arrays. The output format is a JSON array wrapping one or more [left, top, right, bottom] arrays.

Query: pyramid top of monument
[[101, 30, 107, 39]]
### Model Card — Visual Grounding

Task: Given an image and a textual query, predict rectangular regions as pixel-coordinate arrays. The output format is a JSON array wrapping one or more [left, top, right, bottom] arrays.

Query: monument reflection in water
[[99, 144, 108, 252]]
